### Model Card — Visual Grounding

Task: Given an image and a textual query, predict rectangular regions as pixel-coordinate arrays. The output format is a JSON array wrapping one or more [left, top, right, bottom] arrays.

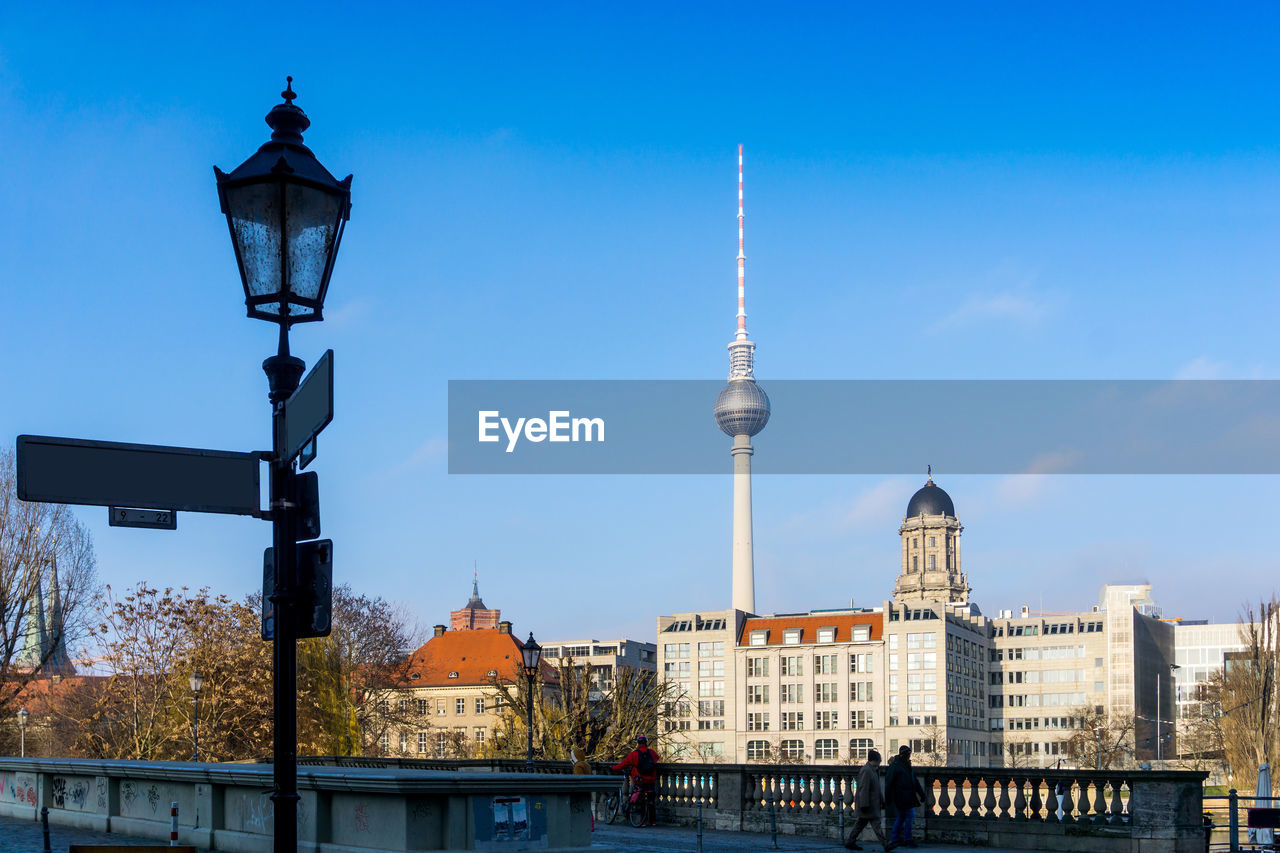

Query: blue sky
[[2, 3, 1279, 645]]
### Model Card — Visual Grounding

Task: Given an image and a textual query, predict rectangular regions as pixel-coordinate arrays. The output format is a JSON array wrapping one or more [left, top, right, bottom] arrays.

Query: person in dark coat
[[845, 749, 890, 851], [883, 745, 925, 848]]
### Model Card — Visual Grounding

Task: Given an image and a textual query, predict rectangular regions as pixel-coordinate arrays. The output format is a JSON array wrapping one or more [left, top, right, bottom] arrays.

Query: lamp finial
[[282, 76, 296, 105]]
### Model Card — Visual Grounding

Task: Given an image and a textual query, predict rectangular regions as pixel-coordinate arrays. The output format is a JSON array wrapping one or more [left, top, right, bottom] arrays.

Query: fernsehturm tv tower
[[714, 145, 770, 614]]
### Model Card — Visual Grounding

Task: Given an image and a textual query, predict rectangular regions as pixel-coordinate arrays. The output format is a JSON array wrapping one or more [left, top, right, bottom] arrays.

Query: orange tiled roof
[[396, 629, 558, 688], [738, 612, 884, 646]]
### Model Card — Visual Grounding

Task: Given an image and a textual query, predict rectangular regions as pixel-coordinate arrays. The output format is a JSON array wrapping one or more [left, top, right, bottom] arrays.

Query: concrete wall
[[0, 758, 615, 853]]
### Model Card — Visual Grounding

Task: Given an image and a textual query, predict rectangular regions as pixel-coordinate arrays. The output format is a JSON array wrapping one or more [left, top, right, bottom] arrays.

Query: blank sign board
[[17, 435, 261, 516], [285, 349, 333, 464]]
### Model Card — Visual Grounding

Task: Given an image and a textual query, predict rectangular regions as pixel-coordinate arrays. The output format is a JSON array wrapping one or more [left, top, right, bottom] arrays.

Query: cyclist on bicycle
[[612, 735, 660, 826]]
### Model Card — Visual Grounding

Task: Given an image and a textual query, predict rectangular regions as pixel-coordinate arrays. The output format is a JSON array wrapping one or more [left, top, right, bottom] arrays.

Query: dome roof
[[906, 478, 955, 518], [714, 379, 771, 437]]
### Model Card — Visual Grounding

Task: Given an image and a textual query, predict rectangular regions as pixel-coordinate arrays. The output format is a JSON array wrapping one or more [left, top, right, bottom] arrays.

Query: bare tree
[[1064, 706, 1135, 770], [0, 450, 99, 741]]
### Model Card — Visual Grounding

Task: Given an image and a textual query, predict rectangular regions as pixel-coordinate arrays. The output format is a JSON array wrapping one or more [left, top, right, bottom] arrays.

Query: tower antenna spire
[[736, 144, 747, 341]]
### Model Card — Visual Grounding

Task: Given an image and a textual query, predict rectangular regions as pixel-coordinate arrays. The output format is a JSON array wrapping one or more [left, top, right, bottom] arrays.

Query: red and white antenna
[[736, 144, 747, 341]]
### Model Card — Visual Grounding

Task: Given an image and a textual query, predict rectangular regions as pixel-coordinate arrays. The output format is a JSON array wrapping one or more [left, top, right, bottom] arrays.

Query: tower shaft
[[731, 436, 755, 612]]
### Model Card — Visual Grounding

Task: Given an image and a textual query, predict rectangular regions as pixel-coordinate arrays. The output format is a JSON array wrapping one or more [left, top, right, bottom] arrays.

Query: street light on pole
[[189, 671, 205, 762], [521, 633, 543, 771], [215, 77, 351, 853], [17, 707, 28, 758], [1158, 662, 1180, 763]]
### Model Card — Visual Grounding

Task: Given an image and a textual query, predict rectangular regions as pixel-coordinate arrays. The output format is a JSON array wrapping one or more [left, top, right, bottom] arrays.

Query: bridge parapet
[[0, 758, 614, 852]]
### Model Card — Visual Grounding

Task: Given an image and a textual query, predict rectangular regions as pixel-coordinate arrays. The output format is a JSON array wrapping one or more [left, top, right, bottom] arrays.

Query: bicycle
[[604, 775, 654, 827]]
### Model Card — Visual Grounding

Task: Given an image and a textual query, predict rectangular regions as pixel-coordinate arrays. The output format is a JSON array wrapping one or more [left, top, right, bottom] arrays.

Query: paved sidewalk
[[590, 823, 1043, 852], [0, 814, 138, 852]]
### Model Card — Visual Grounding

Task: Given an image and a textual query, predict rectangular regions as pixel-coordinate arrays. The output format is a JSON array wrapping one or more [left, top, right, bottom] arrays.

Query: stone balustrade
[[297, 757, 1206, 852], [0, 758, 615, 852]]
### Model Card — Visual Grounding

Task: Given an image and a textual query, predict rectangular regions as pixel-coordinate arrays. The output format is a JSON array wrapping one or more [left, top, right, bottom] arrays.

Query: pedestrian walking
[[845, 749, 891, 851], [884, 745, 925, 849]]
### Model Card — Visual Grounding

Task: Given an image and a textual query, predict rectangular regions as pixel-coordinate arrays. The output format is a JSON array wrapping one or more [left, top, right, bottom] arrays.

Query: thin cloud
[[936, 290, 1054, 330]]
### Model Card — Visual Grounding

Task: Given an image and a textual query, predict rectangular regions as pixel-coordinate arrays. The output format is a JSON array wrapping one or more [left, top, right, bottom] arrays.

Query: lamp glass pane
[[285, 183, 342, 302], [225, 183, 282, 303]]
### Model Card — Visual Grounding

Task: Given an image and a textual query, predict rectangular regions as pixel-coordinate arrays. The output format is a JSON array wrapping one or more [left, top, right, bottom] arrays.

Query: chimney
[[433, 625, 447, 637], [499, 621, 512, 635]]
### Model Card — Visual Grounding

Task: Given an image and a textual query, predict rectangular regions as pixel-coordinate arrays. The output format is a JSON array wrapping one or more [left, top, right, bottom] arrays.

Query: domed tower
[[713, 145, 770, 614], [893, 469, 970, 603]]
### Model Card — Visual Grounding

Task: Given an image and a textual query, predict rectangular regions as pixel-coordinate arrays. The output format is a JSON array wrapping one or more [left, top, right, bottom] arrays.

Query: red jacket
[[612, 746, 659, 783]]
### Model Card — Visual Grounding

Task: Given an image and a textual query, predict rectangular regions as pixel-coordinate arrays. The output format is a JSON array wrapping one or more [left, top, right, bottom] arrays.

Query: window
[[436, 732, 448, 757], [851, 710, 873, 729], [816, 682, 838, 703], [698, 660, 726, 678], [399, 731, 409, 752], [783, 629, 802, 645], [912, 556, 918, 571], [474, 727, 486, 745], [747, 685, 770, 704], [699, 700, 725, 717], [697, 719, 725, 730], [698, 681, 724, 697], [378, 699, 389, 713], [889, 654, 899, 671], [889, 634, 899, 650], [747, 657, 769, 677], [928, 555, 936, 570], [816, 654, 838, 674], [698, 742, 725, 758], [698, 641, 725, 658], [781, 656, 804, 676], [781, 684, 804, 703], [852, 626, 871, 642], [475, 697, 486, 714], [780, 740, 805, 760], [664, 661, 691, 678], [815, 738, 839, 760], [436, 699, 446, 716], [851, 681, 873, 702], [379, 733, 390, 752], [815, 711, 838, 730], [849, 738, 873, 761], [781, 712, 804, 730], [664, 643, 691, 659], [417, 732, 428, 754], [747, 740, 772, 761], [750, 630, 768, 646], [747, 712, 771, 731], [817, 627, 836, 644], [398, 699, 410, 713], [456, 698, 466, 715], [416, 698, 428, 715], [850, 654, 873, 674]]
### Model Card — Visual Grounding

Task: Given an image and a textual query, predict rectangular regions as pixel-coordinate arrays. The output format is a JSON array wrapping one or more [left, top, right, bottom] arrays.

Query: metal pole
[[1157, 671, 1162, 763], [1229, 788, 1239, 853], [697, 797, 703, 853], [1097, 728, 1103, 771], [525, 671, 534, 770], [192, 694, 199, 762], [769, 785, 778, 849], [265, 323, 304, 853], [41, 806, 50, 853], [19, 723, 25, 758]]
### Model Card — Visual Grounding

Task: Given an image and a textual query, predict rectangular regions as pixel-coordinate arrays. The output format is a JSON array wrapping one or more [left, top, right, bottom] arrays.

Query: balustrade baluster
[[1013, 776, 1027, 820], [974, 773, 988, 818], [1045, 776, 1059, 823], [1092, 776, 1108, 825], [1107, 777, 1123, 825], [938, 777, 951, 817], [996, 776, 1011, 819], [1060, 777, 1076, 824], [1028, 774, 1043, 821]]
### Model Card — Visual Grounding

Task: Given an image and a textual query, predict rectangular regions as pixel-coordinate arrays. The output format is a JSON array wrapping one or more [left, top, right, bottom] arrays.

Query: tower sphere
[[714, 378, 771, 437], [906, 478, 955, 517]]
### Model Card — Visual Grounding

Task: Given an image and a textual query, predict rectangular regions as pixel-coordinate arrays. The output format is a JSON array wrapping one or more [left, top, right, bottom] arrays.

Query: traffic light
[[295, 471, 321, 541], [262, 539, 333, 640]]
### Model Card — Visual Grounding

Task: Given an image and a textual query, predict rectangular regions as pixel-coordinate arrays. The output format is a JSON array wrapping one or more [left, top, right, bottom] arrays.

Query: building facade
[[539, 637, 656, 694]]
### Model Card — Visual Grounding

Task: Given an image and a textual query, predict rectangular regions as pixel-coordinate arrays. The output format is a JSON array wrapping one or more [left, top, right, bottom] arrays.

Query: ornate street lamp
[[521, 633, 543, 770], [215, 78, 350, 853], [16, 707, 28, 758], [189, 671, 205, 762]]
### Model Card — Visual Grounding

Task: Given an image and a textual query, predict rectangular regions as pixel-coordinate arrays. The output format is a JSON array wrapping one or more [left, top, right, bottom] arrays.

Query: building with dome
[[893, 472, 970, 604]]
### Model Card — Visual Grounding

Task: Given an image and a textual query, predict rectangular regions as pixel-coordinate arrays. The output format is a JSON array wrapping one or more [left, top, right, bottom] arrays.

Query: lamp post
[[215, 78, 351, 853], [17, 707, 28, 758], [189, 671, 204, 762], [521, 633, 543, 771]]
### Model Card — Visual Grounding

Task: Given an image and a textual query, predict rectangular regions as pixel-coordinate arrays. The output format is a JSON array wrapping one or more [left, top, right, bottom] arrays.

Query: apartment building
[[656, 609, 746, 760], [539, 637, 656, 694]]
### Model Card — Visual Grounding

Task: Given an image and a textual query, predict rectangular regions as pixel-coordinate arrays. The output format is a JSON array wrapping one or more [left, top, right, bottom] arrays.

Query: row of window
[[378, 727, 487, 755], [747, 626, 874, 647], [990, 645, 1088, 662], [989, 691, 1088, 708], [663, 641, 726, 659], [989, 668, 1088, 685], [992, 621, 1103, 638], [989, 715, 1079, 732], [888, 652, 937, 671], [746, 739, 864, 761], [744, 683, 877, 704], [382, 697, 487, 716]]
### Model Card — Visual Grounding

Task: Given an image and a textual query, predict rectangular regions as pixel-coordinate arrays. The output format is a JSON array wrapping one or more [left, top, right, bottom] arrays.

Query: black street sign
[[284, 349, 333, 464], [17, 435, 261, 516], [262, 539, 333, 640], [295, 471, 321, 541], [109, 507, 177, 530]]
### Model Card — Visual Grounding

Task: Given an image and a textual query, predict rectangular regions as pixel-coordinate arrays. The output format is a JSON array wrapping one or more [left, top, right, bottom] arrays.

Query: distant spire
[[46, 548, 72, 677]]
